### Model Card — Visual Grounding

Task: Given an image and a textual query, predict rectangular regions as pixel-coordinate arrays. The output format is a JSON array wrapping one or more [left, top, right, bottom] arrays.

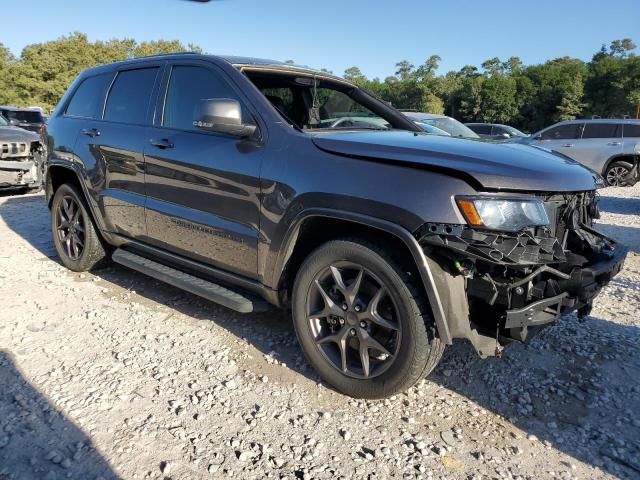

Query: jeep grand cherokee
[[44, 54, 626, 398]]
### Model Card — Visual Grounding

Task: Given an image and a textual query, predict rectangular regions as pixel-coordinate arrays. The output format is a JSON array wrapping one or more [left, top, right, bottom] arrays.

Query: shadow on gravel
[[431, 315, 640, 479], [3, 192, 640, 477], [593, 223, 640, 253], [0, 194, 58, 258], [599, 195, 640, 216], [0, 350, 118, 479]]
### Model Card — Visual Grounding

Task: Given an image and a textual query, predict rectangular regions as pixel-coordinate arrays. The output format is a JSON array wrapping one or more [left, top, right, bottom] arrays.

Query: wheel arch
[[45, 161, 108, 234], [601, 154, 635, 176], [273, 209, 452, 344]]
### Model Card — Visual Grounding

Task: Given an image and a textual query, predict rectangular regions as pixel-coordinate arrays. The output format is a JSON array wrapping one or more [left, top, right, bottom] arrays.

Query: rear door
[[142, 61, 263, 278], [72, 64, 162, 238], [569, 122, 623, 173]]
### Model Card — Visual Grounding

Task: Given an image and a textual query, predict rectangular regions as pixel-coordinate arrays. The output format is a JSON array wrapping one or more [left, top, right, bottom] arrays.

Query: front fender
[[270, 208, 453, 344]]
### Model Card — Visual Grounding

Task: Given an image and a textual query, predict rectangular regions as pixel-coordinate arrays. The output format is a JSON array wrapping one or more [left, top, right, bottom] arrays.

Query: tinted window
[[470, 125, 491, 134], [3, 110, 43, 123], [540, 124, 581, 140], [582, 123, 620, 139], [163, 65, 250, 131], [104, 68, 159, 124], [65, 73, 112, 119], [623, 124, 640, 138]]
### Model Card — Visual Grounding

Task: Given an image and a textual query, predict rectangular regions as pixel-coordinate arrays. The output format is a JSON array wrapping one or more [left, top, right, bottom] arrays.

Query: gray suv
[[44, 54, 626, 398], [527, 119, 640, 186]]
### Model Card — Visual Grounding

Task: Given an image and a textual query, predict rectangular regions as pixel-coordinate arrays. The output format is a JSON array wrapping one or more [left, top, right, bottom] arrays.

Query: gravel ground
[[0, 185, 639, 480]]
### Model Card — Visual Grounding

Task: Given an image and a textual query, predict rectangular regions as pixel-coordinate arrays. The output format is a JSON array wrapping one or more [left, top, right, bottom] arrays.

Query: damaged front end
[[416, 191, 627, 357], [0, 140, 44, 190]]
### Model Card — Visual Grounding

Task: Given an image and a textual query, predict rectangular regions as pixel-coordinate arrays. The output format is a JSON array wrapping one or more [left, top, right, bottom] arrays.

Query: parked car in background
[[0, 114, 45, 193], [401, 112, 480, 139], [0, 106, 48, 142], [523, 119, 640, 186], [45, 54, 625, 398], [466, 123, 528, 140]]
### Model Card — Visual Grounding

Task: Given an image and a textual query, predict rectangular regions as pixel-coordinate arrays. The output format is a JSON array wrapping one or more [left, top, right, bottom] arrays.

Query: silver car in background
[[526, 119, 640, 186]]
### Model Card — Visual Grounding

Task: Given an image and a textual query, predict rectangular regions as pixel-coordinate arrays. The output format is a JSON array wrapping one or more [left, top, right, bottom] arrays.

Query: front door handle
[[81, 128, 100, 138], [150, 139, 174, 149], [608, 141, 622, 146], [562, 143, 575, 148]]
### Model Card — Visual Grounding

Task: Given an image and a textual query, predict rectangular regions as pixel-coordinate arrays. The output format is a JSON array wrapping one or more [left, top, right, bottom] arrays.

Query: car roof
[[80, 52, 347, 83], [553, 118, 640, 125], [0, 105, 42, 112]]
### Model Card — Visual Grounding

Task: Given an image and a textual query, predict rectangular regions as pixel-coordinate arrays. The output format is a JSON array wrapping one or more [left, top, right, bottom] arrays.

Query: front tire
[[51, 183, 107, 271], [605, 160, 633, 187], [292, 239, 444, 398]]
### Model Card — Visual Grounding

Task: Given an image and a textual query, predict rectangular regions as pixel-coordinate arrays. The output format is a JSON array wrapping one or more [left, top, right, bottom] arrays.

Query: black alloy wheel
[[55, 195, 86, 260], [306, 262, 401, 379]]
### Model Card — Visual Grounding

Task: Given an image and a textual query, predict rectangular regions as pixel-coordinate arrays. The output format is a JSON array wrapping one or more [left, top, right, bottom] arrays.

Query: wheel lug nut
[[354, 305, 361, 312], [360, 321, 367, 328], [342, 303, 348, 311], [339, 318, 345, 325], [350, 329, 356, 336]]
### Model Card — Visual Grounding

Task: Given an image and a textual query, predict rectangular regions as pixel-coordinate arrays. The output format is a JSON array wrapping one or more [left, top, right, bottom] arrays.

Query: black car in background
[[0, 106, 47, 141], [466, 122, 528, 140], [44, 54, 626, 398]]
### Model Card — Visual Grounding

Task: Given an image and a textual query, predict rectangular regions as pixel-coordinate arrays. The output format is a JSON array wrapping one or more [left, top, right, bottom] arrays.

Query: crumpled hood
[[0, 127, 40, 143], [312, 131, 598, 192]]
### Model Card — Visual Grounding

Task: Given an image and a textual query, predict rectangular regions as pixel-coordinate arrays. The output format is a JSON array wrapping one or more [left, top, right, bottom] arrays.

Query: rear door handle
[[562, 143, 575, 148], [81, 128, 100, 138], [608, 141, 622, 146], [150, 138, 174, 149]]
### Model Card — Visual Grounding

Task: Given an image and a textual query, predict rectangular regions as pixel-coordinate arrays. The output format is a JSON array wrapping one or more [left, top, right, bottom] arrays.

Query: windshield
[[3, 110, 43, 123], [504, 126, 527, 137], [419, 117, 479, 138], [245, 72, 402, 132]]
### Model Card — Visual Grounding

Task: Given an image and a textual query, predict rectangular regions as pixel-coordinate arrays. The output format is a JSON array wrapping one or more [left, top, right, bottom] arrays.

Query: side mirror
[[193, 99, 257, 138], [500, 133, 510, 138]]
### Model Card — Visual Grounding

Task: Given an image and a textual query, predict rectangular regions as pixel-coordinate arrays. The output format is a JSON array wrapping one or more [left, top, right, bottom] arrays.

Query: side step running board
[[112, 248, 267, 313]]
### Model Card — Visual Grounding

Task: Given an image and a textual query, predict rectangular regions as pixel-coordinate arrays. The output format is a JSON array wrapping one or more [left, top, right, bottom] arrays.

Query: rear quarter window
[[623, 124, 640, 138], [104, 68, 159, 125], [65, 73, 113, 119]]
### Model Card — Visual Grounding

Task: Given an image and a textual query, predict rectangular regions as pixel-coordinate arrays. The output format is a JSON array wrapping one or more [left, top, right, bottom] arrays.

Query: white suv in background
[[527, 119, 640, 186]]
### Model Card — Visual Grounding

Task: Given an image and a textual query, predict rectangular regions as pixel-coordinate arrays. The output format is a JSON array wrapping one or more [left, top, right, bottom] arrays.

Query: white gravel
[[0, 185, 638, 480]]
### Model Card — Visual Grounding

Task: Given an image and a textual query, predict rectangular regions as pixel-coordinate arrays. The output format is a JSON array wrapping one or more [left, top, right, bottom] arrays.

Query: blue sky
[[3, 0, 639, 79]]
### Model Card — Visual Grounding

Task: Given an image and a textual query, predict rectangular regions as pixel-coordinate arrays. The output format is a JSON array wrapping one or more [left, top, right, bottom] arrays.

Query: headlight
[[456, 197, 549, 232]]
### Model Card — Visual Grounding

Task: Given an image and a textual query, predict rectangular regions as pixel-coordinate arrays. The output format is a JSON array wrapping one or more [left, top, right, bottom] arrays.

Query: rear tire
[[51, 183, 107, 272], [605, 160, 633, 187], [292, 239, 444, 398]]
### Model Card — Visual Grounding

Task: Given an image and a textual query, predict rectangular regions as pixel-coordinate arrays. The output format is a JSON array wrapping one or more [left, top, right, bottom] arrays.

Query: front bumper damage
[[416, 191, 627, 357], [0, 141, 43, 190]]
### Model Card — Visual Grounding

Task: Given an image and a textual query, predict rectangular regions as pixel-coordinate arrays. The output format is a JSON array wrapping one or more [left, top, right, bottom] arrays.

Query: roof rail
[[591, 115, 601, 119], [132, 51, 201, 60]]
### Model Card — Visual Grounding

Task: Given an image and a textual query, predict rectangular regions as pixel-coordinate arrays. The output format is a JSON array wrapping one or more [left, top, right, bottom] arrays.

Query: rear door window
[[581, 123, 620, 139], [540, 124, 582, 140], [623, 124, 640, 138], [65, 73, 113, 119], [104, 68, 159, 125]]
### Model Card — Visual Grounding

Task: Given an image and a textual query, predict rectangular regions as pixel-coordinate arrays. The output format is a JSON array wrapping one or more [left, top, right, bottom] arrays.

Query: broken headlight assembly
[[456, 197, 549, 232]]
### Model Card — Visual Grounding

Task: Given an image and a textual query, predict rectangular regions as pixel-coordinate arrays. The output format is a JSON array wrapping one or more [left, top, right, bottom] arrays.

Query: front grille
[[0, 142, 29, 159]]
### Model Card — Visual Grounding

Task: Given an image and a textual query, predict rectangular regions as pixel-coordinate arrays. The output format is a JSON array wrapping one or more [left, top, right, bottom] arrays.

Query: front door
[[143, 62, 263, 279], [531, 122, 584, 162]]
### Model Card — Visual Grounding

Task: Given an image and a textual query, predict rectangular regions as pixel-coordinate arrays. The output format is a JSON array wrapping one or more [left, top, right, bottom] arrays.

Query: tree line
[[1, 33, 638, 133]]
